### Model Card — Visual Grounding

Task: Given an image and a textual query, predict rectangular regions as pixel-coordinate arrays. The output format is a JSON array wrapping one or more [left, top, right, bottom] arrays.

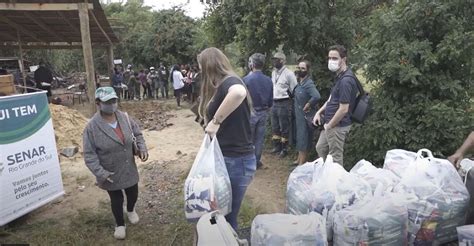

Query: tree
[[104, 0, 155, 68], [153, 8, 198, 65], [203, 0, 363, 96], [344, 0, 474, 166]]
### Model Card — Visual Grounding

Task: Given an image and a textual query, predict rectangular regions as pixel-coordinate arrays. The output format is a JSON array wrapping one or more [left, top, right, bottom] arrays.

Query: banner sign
[[0, 91, 64, 226]]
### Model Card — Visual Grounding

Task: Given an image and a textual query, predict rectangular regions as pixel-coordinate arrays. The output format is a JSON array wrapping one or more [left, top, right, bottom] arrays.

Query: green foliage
[[153, 8, 198, 65], [345, 0, 474, 166], [106, 2, 200, 68], [204, 0, 367, 98]]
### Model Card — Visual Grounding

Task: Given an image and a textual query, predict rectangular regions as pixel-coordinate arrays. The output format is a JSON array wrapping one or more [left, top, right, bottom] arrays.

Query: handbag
[[124, 112, 139, 156]]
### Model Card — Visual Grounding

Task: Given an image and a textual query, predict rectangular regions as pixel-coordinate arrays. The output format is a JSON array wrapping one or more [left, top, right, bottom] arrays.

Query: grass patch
[[238, 198, 264, 229], [0, 190, 194, 245]]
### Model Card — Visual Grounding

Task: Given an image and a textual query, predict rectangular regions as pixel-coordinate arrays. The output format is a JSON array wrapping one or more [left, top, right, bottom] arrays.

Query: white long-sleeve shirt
[[271, 66, 298, 100], [172, 70, 184, 90]]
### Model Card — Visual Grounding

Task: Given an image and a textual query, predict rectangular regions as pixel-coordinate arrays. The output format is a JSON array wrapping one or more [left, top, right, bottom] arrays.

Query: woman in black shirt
[[197, 47, 256, 230]]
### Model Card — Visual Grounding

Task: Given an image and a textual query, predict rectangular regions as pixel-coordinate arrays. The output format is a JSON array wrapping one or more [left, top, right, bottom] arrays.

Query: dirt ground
[[0, 99, 291, 245]]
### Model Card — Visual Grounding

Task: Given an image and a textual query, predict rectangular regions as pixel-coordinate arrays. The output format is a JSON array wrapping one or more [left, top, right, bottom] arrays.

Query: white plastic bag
[[458, 159, 474, 183], [286, 156, 372, 240], [286, 158, 324, 215], [333, 185, 408, 246], [392, 149, 470, 245], [251, 212, 327, 246], [184, 135, 232, 222], [457, 225, 474, 246], [383, 149, 418, 178], [350, 159, 400, 193]]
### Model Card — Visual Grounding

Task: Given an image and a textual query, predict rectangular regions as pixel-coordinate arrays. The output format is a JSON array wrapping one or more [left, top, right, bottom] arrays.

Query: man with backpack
[[313, 45, 359, 167]]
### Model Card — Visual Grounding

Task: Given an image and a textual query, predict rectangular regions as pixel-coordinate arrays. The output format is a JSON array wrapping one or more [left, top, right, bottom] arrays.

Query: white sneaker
[[127, 210, 139, 224], [114, 226, 126, 240]]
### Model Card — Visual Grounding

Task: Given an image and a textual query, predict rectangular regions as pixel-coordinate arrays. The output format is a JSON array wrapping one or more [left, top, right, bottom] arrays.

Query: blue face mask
[[100, 102, 118, 114]]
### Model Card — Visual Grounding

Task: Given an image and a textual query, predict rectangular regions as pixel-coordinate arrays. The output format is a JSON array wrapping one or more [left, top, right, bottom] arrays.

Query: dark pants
[[143, 83, 152, 99], [106, 183, 138, 226], [466, 169, 474, 224], [250, 109, 269, 163], [113, 87, 122, 100], [271, 99, 291, 141], [223, 154, 256, 230], [174, 88, 182, 106]]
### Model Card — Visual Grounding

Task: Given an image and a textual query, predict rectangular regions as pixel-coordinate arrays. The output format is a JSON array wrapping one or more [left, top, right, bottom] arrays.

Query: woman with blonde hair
[[198, 47, 255, 230]]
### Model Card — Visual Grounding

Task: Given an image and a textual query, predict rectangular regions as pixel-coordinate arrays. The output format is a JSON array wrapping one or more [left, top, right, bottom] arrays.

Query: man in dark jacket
[[243, 53, 273, 169], [34, 61, 53, 102], [158, 63, 169, 99]]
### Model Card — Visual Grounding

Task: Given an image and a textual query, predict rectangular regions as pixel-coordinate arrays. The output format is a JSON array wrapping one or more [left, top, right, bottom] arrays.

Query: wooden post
[[78, 2, 96, 115], [107, 45, 114, 78], [17, 30, 27, 93]]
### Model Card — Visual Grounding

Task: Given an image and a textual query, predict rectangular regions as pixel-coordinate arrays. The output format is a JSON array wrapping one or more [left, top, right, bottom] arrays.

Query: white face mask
[[328, 60, 340, 72]]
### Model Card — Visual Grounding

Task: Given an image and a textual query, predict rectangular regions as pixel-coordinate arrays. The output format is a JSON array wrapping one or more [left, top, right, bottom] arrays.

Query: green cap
[[95, 87, 118, 102], [272, 52, 286, 61]]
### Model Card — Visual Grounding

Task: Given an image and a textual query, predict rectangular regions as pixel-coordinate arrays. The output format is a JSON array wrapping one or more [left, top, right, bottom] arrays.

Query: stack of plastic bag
[[251, 212, 327, 246], [184, 135, 232, 222], [350, 159, 400, 193], [388, 149, 470, 245], [286, 158, 324, 215], [286, 156, 372, 240], [457, 225, 474, 246], [333, 185, 408, 246]]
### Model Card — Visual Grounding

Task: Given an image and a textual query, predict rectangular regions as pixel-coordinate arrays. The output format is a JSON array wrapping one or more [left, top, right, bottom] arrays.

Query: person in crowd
[[83, 87, 148, 240], [270, 52, 298, 158], [293, 60, 320, 165], [147, 67, 159, 99], [128, 72, 139, 100], [191, 64, 201, 103], [243, 53, 273, 169], [137, 69, 146, 100], [449, 131, 474, 225], [183, 64, 193, 101], [112, 68, 124, 100], [144, 69, 153, 99], [34, 61, 53, 102], [158, 62, 169, 99], [172, 64, 185, 107], [449, 131, 474, 167], [198, 47, 255, 230], [123, 66, 132, 100], [313, 45, 358, 167]]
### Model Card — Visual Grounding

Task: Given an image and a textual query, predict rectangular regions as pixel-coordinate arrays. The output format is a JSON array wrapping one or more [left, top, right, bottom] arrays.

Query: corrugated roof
[[0, 0, 118, 48]]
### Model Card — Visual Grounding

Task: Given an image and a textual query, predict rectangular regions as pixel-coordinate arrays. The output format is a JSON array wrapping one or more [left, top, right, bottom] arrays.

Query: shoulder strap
[[124, 112, 137, 141], [341, 74, 365, 95]]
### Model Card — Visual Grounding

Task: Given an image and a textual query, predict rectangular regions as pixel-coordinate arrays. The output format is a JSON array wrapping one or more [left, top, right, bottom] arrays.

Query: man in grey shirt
[[270, 52, 298, 158]]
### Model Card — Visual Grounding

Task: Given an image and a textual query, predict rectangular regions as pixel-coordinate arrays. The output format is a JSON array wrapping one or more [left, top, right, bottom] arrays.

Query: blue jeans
[[250, 110, 269, 163], [223, 154, 256, 230]]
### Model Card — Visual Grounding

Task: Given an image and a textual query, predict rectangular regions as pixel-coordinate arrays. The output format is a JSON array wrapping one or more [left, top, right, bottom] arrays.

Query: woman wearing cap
[[198, 47, 255, 230], [83, 87, 149, 240]]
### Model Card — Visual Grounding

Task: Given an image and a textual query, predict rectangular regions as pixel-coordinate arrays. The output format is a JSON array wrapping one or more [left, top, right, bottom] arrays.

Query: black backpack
[[342, 74, 372, 124]]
